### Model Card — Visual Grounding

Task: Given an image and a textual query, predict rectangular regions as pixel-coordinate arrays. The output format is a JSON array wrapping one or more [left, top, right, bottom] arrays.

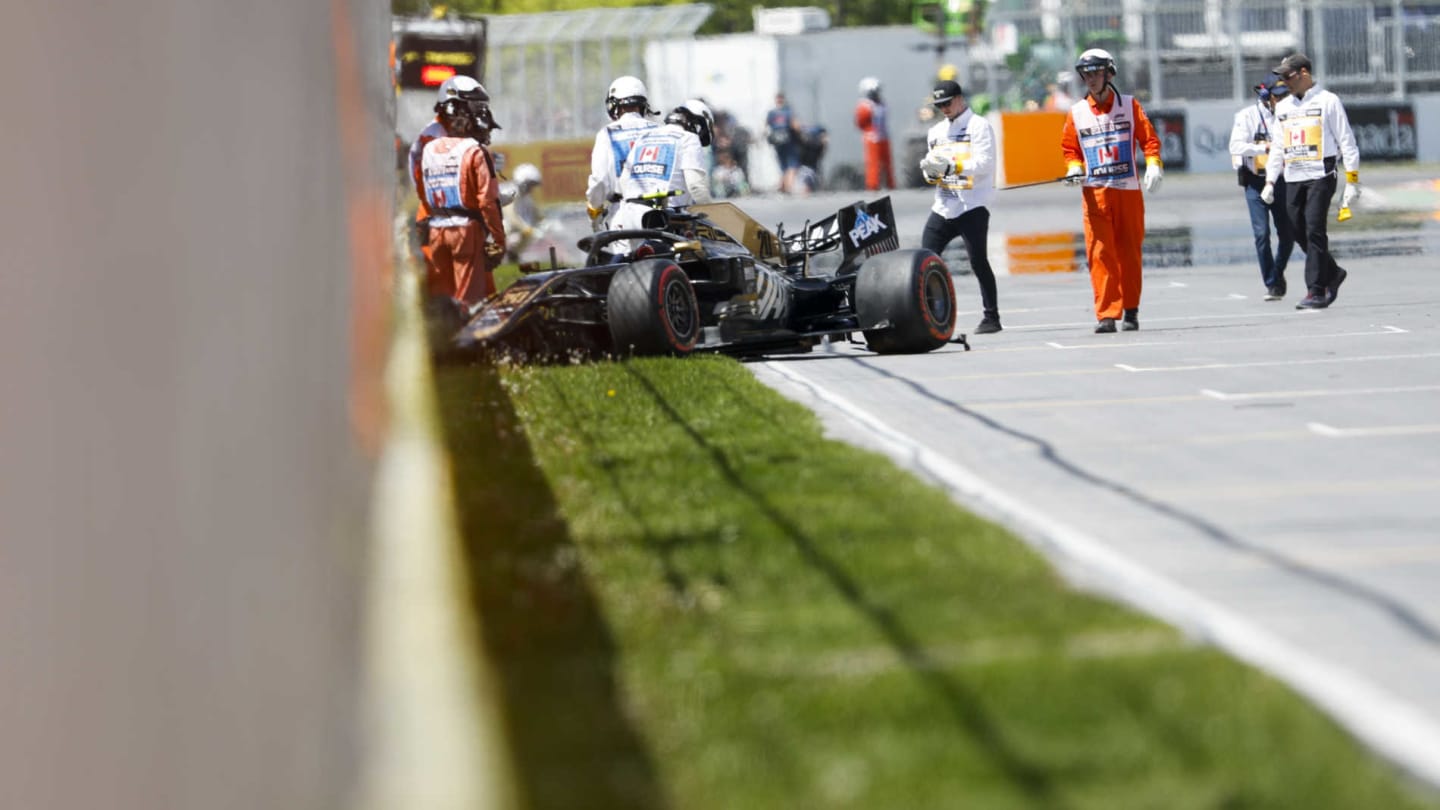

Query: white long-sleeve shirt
[[1229, 101, 1278, 175], [925, 107, 996, 218], [1264, 85, 1359, 184]]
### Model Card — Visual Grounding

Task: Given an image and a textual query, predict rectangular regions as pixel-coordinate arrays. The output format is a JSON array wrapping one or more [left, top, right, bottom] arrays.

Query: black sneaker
[[1326, 268, 1348, 306], [974, 316, 1002, 335], [1264, 284, 1286, 301], [1295, 291, 1330, 310], [1095, 318, 1117, 333], [1121, 309, 1139, 331]]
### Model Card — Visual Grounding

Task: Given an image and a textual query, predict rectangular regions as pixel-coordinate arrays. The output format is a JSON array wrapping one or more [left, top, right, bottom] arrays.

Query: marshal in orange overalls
[[1060, 91, 1162, 322]]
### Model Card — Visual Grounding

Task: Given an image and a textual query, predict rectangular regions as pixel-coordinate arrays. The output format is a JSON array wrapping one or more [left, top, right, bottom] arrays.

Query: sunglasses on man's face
[[1078, 67, 1107, 76]]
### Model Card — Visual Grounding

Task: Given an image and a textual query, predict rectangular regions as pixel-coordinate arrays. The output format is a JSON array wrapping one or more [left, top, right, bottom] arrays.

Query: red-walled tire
[[856, 249, 956, 354], [607, 259, 700, 357]]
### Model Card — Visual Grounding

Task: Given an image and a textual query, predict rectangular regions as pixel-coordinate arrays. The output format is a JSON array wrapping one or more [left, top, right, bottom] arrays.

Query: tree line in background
[[391, 0, 914, 35]]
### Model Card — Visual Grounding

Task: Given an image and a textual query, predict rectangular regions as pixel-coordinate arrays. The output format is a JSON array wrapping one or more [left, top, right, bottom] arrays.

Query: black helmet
[[1074, 48, 1117, 78], [665, 99, 714, 148], [1255, 72, 1290, 102]]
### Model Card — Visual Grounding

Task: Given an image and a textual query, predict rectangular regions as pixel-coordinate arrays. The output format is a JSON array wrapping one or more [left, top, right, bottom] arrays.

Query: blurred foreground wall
[[0, 1, 392, 807]]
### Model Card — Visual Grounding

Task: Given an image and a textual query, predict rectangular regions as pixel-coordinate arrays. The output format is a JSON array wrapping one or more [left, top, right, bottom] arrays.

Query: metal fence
[[467, 0, 1440, 146], [978, 0, 1440, 106]]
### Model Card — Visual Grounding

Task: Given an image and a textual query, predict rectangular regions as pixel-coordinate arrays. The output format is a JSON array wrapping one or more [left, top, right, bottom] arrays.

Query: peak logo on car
[[848, 208, 887, 245], [840, 198, 898, 256]]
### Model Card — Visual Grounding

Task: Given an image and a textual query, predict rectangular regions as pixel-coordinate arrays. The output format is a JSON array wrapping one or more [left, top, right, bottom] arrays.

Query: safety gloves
[[1260, 183, 1276, 205], [1063, 162, 1085, 186], [587, 204, 606, 232], [482, 238, 506, 270], [919, 150, 963, 185], [1340, 171, 1361, 211], [1143, 158, 1163, 193]]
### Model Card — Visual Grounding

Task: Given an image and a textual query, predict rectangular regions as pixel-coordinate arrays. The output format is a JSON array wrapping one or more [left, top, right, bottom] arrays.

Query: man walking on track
[[1230, 73, 1298, 301], [1060, 48, 1163, 333], [918, 79, 1001, 335], [1261, 53, 1361, 310]]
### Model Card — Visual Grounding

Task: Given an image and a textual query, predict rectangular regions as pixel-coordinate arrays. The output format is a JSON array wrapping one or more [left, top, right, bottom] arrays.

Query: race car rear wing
[[779, 196, 899, 276]]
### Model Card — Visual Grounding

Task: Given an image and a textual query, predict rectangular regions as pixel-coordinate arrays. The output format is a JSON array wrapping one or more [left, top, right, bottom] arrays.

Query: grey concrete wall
[[0, 1, 392, 808]]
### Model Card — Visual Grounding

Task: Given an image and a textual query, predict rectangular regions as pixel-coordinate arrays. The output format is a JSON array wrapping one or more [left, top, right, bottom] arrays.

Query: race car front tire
[[856, 249, 956, 354], [608, 259, 700, 357]]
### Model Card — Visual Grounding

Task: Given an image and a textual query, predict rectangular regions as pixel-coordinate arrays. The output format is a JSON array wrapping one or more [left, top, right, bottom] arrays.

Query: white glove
[[1143, 161, 1163, 193], [497, 185, 517, 207], [919, 151, 953, 180], [1341, 183, 1360, 209], [1063, 163, 1085, 186], [1260, 183, 1275, 205]]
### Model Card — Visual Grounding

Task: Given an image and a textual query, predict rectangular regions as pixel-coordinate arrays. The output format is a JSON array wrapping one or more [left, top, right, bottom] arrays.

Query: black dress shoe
[[1121, 309, 1139, 331], [1264, 285, 1286, 301], [1095, 318, 1117, 333], [1296, 291, 1330, 310], [974, 316, 1002, 335], [1326, 268, 1347, 305]]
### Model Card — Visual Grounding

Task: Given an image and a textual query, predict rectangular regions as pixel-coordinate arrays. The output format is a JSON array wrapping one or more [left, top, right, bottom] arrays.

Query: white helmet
[[606, 75, 655, 120], [665, 99, 714, 147], [1075, 48, 1117, 78], [435, 75, 488, 110], [513, 163, 541, 188], [858, 76, 881, 99]]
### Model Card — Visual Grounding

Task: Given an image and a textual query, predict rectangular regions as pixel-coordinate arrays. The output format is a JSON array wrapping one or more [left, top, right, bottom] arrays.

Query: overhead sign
[[396, 32, 483, 90]]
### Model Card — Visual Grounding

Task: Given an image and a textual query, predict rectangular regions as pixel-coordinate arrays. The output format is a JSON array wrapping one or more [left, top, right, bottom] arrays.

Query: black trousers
[[1284, 172, 1343, 293], [921, 207, 997, 317]]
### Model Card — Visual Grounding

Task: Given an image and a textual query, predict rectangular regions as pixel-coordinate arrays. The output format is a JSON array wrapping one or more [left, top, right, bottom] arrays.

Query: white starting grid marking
[[1116, 349, 1440, 373], [1046, 324, 1408, 351], [1308, 422, 1440, 438], [1200, 384, 1440, 402]]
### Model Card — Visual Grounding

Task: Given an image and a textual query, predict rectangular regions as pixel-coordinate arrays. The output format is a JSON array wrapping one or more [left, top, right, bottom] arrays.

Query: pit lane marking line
[[1045, 324, 1409, 350], [760, 360, 1440, 788], [1011, 309, 1312, 331], [1227, 293, 1248, 300], [1308, 422, 1440, 438], [1201, 384, 1440, 401], [1115, 351, 1440, 373]]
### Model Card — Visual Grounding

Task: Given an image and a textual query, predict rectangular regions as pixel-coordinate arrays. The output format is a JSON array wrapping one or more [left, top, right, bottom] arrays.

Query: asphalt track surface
[[744, 166, 1440, 786]]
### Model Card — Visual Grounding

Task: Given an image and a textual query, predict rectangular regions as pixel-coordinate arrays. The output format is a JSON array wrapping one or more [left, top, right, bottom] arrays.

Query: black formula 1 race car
[[451, 195, 960, 361]]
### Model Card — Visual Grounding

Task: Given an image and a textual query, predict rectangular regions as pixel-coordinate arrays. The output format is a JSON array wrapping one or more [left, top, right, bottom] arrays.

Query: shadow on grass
[[434, 362, 670, 810], [621, 362, 1066, 808]]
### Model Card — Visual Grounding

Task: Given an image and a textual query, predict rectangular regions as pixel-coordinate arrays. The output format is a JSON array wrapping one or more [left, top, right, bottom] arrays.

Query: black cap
[[931, 80, 963, 104], [1272, 53, 1312, 76]]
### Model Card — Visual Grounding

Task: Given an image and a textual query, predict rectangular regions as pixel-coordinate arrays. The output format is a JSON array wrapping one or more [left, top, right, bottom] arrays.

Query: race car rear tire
[[856, 249, 955, 354], [608, 259, 700, 357]]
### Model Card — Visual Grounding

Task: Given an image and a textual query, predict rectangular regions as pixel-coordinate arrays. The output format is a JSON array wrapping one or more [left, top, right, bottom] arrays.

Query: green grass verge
[[435, 354, 1440, 810]]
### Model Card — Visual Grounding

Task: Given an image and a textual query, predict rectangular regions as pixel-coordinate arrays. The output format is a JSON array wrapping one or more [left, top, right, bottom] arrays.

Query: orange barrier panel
[[998, 111, 1069, 187], [1005, 231, 1079, 275]]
